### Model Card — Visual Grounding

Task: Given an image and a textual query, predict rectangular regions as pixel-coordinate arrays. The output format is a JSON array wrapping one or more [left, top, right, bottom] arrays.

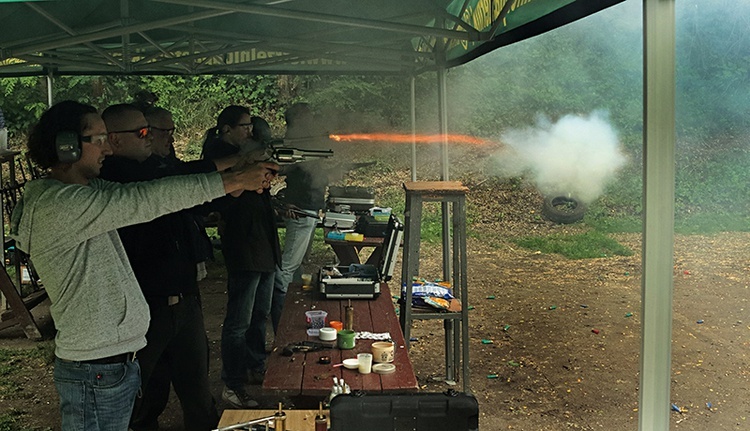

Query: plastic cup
[[301, 273, 313, 286], [305, 310, 328, 329], [357, 353, 373, 374]]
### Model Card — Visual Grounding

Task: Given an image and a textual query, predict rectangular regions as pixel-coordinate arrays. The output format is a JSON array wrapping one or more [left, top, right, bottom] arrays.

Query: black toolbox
[[329, 390, 479, 431], [319, 215, 403, 299], [355, 214, 389, 237]]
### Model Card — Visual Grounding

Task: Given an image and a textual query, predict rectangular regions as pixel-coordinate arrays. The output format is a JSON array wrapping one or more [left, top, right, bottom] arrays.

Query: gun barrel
[[274, 147, 333, 163]]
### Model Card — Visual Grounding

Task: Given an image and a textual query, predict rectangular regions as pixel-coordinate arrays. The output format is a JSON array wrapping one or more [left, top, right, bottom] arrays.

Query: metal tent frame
[[0, 1, 677, 429]]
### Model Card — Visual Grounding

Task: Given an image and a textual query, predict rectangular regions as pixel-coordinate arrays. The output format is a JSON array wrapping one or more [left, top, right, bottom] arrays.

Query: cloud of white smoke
[[491, 111, 627, 203]]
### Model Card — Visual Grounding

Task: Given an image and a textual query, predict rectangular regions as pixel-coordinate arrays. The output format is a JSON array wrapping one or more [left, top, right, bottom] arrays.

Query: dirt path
[[2, 232, 750, 430]]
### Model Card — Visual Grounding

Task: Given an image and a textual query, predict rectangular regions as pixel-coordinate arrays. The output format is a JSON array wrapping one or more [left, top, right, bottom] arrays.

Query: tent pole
[[46, 73, 53, 107], [436, 67, 452, 282], [437, 68, 449, 182], [411, 76, 417, 182], [639, 1, 676, 431]]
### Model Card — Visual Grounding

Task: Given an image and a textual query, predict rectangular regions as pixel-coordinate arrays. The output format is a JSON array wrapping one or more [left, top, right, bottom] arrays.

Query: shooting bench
[[263, 282, 418, 407]]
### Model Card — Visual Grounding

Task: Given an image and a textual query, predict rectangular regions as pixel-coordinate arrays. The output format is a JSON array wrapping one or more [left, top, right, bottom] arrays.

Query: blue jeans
[[272, 213, 318, 333], [54, 357, 140, 431], [221, 270, 274, 390]]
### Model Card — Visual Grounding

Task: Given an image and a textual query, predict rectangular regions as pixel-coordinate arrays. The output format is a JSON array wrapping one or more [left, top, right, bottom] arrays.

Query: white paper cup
[[357, 353, 373, 374]]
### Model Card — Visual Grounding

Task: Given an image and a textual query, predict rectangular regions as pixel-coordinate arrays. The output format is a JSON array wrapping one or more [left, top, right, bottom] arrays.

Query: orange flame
[[329, 133, 488, 145]]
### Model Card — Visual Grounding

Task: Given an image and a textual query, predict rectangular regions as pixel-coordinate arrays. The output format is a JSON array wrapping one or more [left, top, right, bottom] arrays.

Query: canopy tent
[[0, 0, 623, 76], [0, 2, 677, 431]]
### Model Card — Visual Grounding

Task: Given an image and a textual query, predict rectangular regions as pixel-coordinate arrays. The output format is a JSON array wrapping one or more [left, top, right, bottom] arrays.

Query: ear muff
[[55, 131, 82, 164]]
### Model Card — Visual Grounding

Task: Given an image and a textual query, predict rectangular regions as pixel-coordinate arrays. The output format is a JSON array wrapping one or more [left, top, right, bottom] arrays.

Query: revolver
[[281, 340, 334, 356], [271, 146, 334, 164]]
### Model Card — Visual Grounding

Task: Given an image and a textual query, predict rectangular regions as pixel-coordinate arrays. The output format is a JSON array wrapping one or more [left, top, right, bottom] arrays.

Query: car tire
[[542, 195, 586, 224]]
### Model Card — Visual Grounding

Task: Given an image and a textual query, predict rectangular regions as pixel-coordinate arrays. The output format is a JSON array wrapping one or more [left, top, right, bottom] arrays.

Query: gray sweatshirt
[[10, 173, 225, 361]]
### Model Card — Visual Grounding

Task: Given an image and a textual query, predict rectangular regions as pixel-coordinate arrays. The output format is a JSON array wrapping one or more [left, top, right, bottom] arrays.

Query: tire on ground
[[542, 195, 586, 224]]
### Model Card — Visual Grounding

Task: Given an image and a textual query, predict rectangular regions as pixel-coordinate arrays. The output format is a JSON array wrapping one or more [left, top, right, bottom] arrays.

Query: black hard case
[[329, 390, 479, 431], [355, 214, 389, 237]]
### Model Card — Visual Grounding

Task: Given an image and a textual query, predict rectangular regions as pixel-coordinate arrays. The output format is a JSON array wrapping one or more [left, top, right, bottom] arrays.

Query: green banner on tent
[[433, 0, 578, 60]]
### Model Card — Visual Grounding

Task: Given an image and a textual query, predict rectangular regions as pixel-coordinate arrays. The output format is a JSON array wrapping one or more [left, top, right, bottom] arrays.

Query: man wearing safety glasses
[[104, 105, 153, 163], [9, 100, 278, 431], [100, 103, 241, 431]]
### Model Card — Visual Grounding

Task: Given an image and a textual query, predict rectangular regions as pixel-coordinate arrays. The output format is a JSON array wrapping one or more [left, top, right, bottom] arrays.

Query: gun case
[[319, 215, 403, 299], [329, 390, 479, 431], [327, 186, 376, 213], [355, 214, 390, 237]]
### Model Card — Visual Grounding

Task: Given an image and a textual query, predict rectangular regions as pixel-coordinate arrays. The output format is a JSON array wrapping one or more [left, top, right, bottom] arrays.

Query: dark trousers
[[221, 270, 274, 390], [130, 295, 219, 431]]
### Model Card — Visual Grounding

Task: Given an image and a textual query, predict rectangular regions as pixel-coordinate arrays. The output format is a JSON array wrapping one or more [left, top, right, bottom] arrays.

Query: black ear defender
[[55, 131, 82, 164]]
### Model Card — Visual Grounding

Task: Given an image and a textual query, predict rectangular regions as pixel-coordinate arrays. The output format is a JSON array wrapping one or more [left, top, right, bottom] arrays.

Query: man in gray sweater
[[10, 100, 277, 431]]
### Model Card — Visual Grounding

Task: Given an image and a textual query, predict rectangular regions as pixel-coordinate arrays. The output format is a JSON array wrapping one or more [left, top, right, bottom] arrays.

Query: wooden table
[[264, 283, 418, 406], [219, 409, 327, 430], [323, 229, 384, 266]]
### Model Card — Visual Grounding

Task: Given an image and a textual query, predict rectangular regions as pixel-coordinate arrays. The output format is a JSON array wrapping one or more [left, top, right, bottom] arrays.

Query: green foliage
[[0, 1, 749, 233], [513, 231, 634, 260]]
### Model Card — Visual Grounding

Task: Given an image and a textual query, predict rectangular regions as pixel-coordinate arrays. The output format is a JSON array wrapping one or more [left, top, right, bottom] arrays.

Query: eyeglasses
[[80, 134, 108, 146], [109, 126, 150, 139], [236, 122, 253, 129], [151, 126, 175, 136]]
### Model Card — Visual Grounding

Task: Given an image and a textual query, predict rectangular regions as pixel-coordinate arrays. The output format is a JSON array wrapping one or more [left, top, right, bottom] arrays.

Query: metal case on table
[[319, 215, 403, 299], [327, 186, 376, 213]]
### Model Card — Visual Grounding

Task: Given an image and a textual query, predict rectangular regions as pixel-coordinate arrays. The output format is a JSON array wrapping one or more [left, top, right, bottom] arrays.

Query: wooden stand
[[399, 181, 470, 391], [0, 267, 44, 339], [0, 149, 46, 339]]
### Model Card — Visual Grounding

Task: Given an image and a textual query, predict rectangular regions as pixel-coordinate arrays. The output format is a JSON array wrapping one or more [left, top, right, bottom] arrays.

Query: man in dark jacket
[[100, 103, 223, 431]]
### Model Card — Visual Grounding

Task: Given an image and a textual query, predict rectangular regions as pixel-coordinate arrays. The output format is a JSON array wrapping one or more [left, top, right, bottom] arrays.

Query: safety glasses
[[80, 134, 108, 145], [109, 126, 150, 139], [151, 126, 175, 136]]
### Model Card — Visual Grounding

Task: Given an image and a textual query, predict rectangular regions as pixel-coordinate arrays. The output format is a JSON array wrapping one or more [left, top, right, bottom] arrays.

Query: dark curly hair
[[27, 100, 97, 169]]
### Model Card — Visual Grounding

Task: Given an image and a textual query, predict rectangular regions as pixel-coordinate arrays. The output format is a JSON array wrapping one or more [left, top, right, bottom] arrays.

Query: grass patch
[[513, 231, 634, 259], [0, 344, 54, 398], [586, 214, 642, 233], [0, 409, 24, 431], [675, 213, 750, 235], [587, 212, 750, 235], [0, 408, 51, 431]]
